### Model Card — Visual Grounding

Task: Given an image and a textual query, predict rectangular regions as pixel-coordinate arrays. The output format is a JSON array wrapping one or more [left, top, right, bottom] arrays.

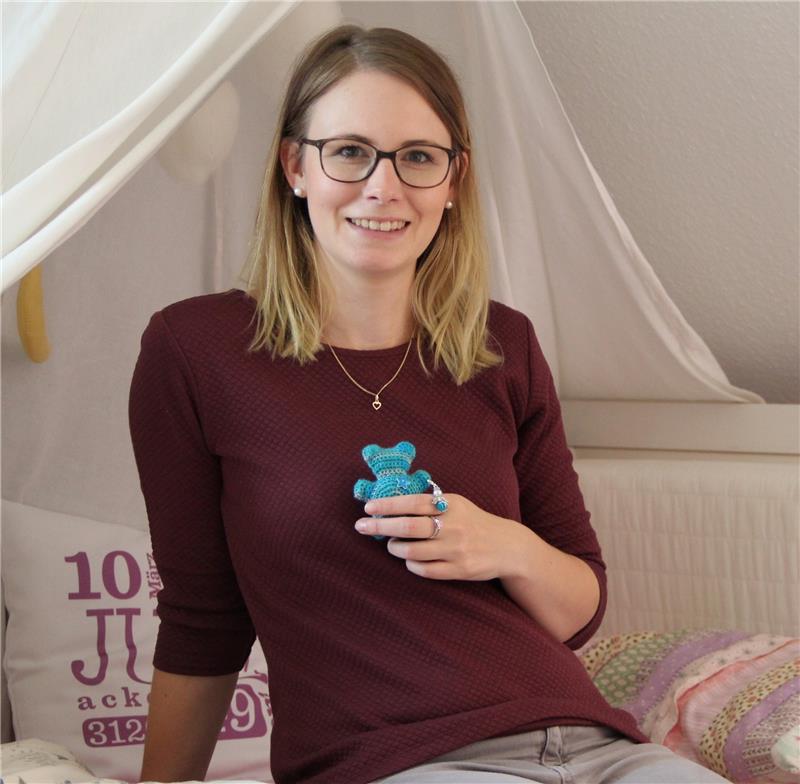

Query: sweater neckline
[[231, 288, 416, 359], [323, 341, 413, 359]]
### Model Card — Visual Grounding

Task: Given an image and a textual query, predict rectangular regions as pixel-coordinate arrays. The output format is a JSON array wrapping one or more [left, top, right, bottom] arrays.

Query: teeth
[[350, 218, 406, 232]]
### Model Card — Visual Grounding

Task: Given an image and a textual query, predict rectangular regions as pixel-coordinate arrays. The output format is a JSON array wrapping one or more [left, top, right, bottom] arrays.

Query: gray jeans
[[370, 725, 731, 783]]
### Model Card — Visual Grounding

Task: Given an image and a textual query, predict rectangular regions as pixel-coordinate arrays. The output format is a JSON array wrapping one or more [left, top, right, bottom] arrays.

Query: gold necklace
[[327, 335, 414, 410]]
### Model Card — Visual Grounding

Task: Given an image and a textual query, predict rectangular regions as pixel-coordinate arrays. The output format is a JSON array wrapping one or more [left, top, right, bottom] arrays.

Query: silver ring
[[427, 479, 449, 513], [428, 516, 442, 539]]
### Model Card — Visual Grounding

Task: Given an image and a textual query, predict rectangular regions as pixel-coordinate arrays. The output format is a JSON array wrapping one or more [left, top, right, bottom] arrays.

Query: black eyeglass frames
[[299, 137, 458, 189]]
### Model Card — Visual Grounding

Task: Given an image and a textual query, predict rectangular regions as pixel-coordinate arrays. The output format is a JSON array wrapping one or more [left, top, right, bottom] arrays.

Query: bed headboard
[[563, 402, 799, 638], [561, 400, 798, 456], [573, 454, 798, 637]]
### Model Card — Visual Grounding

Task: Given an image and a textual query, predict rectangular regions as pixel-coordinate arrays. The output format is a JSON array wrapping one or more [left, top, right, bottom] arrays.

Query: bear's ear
[[362, 444, 380, 461], [395, 441, 416, 459]]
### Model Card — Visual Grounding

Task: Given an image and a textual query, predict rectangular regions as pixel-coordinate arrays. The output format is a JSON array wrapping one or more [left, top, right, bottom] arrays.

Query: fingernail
[[364, 501, 376, 514], [355, 521, 368, 532]]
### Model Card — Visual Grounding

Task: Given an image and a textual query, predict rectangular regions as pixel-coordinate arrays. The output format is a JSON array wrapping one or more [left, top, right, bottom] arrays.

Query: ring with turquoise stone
[[427, 479, 449, 513]]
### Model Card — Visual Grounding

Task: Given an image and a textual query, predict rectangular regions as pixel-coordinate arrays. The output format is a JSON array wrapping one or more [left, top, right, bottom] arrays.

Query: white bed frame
[[565, 402, 799, 639], [563, 400, 797, 457], [2, 402, 798, 744]]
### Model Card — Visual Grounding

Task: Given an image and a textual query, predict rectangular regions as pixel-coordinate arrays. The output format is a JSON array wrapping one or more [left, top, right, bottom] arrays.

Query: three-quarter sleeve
[[513, 316, 607, 650], [128, 310, 255, 674]]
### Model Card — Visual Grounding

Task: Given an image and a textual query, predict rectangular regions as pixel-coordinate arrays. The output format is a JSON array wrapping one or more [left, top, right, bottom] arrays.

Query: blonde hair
[[236, 25, 503, 384]]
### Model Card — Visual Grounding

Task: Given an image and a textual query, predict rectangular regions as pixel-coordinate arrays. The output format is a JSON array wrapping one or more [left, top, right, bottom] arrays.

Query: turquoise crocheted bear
[[354, 441, 431, 541]]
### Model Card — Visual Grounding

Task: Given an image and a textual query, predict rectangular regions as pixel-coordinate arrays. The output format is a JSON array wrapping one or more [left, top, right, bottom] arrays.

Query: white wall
[[519, 1, 799, 403]]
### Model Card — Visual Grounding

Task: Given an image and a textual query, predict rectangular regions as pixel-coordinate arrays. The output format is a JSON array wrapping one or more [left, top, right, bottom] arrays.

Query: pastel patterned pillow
[[579, 630, 800, 784]]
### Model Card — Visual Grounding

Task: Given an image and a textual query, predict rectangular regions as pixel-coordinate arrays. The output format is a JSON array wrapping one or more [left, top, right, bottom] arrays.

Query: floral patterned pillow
[[579, 630, 799, 784]]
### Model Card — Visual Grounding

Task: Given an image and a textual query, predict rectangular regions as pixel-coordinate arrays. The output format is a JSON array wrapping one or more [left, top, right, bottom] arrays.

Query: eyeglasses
[[299, 137, 457, 189]]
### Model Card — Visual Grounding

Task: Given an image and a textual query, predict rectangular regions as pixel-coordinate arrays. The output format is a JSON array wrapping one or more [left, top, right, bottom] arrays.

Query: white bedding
[[0, 738, 126, 784], [573, 457, 800, 637], [0, 738, 262, 784]]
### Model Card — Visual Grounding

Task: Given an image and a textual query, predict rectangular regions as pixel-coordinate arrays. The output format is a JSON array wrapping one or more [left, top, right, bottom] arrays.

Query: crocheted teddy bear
[[354, 441, 431, 541]]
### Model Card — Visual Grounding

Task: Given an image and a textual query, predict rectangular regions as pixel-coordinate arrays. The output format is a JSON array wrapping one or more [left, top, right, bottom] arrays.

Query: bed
[[2, 401, 798, 783]]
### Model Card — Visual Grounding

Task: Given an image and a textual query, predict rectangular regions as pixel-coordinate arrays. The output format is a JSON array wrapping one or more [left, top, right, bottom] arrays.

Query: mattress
[[573, 457, 799, 637]]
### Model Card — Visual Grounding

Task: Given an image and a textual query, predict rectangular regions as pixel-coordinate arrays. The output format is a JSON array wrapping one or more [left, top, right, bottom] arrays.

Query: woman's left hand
[[355, 494, 528, 582]]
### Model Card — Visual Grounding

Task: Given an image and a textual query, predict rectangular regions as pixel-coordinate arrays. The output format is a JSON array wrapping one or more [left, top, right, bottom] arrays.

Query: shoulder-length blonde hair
[[236, 24, 503, 384]]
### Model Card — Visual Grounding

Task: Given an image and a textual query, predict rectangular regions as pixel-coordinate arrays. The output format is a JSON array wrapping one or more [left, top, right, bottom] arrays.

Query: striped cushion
[[579, 630, 799, 783]]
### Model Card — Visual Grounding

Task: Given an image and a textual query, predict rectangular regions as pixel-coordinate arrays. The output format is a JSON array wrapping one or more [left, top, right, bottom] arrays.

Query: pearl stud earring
[[293, 187, 306, 198], [445, 200, 454, 209]]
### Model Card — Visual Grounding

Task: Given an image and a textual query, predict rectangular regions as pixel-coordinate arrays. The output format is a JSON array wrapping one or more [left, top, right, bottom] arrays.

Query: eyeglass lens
[[319, 140, 450, 187]]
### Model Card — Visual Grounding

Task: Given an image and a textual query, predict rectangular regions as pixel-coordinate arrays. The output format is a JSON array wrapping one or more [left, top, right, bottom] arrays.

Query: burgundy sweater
[[128, 288, 646, 784]]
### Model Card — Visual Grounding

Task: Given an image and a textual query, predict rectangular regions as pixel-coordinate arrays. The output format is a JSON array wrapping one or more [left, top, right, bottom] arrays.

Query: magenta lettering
[[72, 608, 151, 686], [66, 550, 143, 601], [72, 609, 112, 685], [65, 552, 102, 599], [117, 607, 149, 684], [102, 551, 142, 600], [122, 686, 142, 708], [218, 683, 268, 740], [145, 552, 163, 600], [76, 687, 143, 712], [83, 715, 148, 747]]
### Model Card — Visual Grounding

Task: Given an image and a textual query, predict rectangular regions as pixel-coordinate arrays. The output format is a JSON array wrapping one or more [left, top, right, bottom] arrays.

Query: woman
[[129, 24, 730, 784]]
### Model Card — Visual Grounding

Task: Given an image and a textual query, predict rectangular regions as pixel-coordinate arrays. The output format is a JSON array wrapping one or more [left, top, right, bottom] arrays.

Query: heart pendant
[[372, 399, 382, 410]]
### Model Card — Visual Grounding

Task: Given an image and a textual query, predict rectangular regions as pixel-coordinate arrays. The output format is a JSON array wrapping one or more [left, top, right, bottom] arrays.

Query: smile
[[347, 218, 409, 232]]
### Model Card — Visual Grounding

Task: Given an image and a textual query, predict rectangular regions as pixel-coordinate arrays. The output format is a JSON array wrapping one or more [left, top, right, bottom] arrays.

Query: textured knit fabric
[[128, 288, 647, 784]]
